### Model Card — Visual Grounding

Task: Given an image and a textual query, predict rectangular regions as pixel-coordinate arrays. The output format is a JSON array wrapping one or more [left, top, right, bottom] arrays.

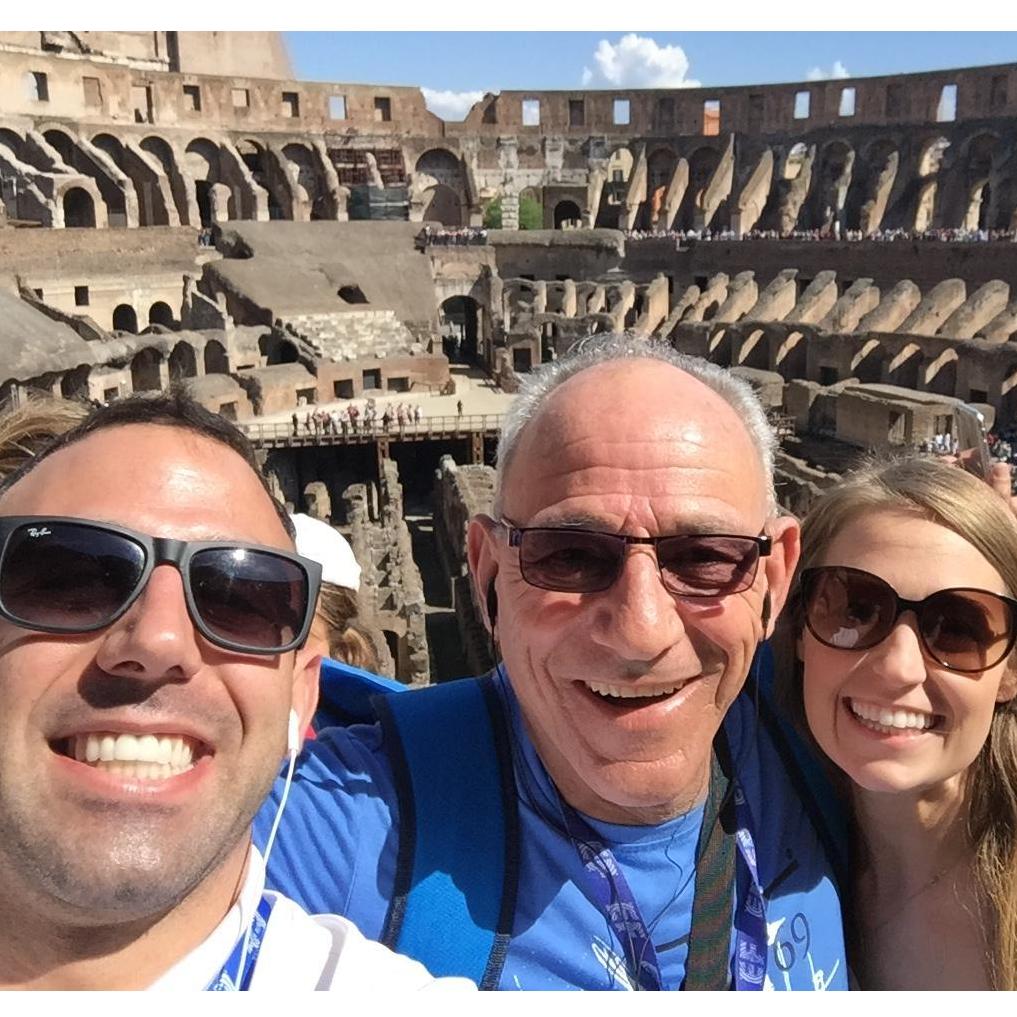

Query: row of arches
[[110, 301, 177, 334], [1, 126, 478, 229]]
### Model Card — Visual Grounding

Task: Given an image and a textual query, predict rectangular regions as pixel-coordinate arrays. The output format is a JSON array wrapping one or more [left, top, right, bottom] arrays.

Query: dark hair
[[0, 388, 294, 539]]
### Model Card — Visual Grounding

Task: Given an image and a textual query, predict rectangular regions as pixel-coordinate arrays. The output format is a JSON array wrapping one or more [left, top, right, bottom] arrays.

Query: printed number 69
[[772, 913, 811, 972]]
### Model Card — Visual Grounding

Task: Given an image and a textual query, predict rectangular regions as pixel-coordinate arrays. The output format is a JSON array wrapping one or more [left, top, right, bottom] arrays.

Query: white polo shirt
[[150, 847, 475, 991]]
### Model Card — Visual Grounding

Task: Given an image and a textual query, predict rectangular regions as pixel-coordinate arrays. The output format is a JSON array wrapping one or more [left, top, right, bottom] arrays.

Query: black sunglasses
[[800, 565, 1017, 674], [501, 519, 771, 597], [0, 517, 322, 656]]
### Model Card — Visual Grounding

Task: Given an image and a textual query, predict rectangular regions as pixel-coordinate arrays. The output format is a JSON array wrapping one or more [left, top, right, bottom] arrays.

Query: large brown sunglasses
[[800, 565, 1017, 674]]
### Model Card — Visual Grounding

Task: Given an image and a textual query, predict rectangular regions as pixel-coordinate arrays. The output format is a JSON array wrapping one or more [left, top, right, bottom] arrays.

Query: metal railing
[[242, 413, 506, 445]]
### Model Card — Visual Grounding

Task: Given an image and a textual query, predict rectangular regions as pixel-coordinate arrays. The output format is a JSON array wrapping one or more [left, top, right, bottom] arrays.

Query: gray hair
[[494, 333, 778, 516]]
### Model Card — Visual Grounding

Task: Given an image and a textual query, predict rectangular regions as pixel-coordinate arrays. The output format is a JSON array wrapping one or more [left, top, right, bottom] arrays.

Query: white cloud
[[421, 87, 486, 122], [806, 60, 850, 81], [581, 34, 700, 89]]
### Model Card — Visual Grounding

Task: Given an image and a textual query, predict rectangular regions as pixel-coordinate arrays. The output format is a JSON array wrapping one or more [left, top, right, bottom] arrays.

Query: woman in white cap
[[290, 513, 378, 672]]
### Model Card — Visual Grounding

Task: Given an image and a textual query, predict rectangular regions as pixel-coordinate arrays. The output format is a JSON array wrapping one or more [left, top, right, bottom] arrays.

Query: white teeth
[[584, 681, 686, 700], [850, 700, 936, 731], [67, 733, 198, 778]]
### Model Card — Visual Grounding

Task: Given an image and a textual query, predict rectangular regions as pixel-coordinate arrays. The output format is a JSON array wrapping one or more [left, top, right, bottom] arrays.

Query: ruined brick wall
[[432, 456, 496, 677], [339, 459, 430, 686]]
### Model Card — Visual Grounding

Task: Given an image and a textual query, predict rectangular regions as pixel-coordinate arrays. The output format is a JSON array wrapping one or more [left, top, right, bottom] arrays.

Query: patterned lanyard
[[559, 737, 769, 991], [205, 894, 276, 991]]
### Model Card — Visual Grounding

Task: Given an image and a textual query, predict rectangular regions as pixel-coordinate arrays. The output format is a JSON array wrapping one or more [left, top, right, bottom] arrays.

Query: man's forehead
[[0, 424, 288, 542], [504, 362, 764, 524]]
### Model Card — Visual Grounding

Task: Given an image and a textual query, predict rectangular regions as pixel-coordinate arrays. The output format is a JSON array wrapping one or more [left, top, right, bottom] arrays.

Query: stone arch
[[184, 137, 221, 181], [992, 175, 1017, 231], [595, 146, 634, 228], [553, 199, 582, 229], [42, 127, 77, 169], [850, 338, 887, 383], [918, 136, 950, 177], [887, 342, 922, 389], [783, 142, 809, 180], [93, 131, 170, 227], [811, 139, 854, 232], [440, 295, 482, 361], [849, 138, 899, 232], [140, 134, 191, 224], [647, 147, 678, 192], [414, 148, 461, 179], [421, 183, 463, 227], [775, 330, 807, 378], [924, 348, 959, 396], [204, 339, 229, 374], [738, 329, 770, 370], [678, 146, 722, 230], [149, 301, 176, 329], [645, 147, 678, 227], [1001, 368, 1017, 425], [259, 333, 298, 365], [0, 127, 26, 161], [60, 365, 90, 400], [130, 347, 162, 391], [283, 142, 327, 220], [112, 304, 138, 332], [914, 180, 937, 232], [962, 132, 997, 230], [185, 138, 225, 226], [168, 341, 197, 380], [240, 139, 289, 220], [708, 327, 733, 367], [45, 127, 127, 226], [62, 186, 96, 228]]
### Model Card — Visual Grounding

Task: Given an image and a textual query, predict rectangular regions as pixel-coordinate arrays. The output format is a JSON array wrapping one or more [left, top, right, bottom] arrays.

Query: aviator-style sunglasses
[[500, 518, 771, 597], [800, 565, 1017, 674], [0, 517, 322, 656]]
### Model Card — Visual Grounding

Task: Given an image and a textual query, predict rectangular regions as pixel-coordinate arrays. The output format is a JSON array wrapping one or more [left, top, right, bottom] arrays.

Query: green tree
[[519, 194, 543, 230], [483, 198, 502, 229], [482, 194, 544, 230]]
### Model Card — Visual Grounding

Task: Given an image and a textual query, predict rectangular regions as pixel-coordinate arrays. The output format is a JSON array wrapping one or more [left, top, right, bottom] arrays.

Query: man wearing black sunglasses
[[0, 393, 470, 992], [259, 335, 849, 990]]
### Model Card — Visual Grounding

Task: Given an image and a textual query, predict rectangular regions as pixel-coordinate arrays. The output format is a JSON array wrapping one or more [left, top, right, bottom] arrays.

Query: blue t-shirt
[[255, 668, 846, 990]]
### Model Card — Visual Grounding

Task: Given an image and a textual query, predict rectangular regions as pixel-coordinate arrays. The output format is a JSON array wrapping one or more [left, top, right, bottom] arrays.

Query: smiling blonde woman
[[779, 457, 1017, 989]]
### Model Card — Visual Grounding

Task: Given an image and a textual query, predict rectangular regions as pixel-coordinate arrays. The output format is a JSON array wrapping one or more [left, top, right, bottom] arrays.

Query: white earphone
[[287, 708, 300, 755]]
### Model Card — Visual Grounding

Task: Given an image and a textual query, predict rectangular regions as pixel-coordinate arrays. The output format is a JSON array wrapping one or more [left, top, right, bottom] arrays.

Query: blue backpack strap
[[374, 675, 519, 989], [313, 656, 408, 729], [749, 644, 851, 892]]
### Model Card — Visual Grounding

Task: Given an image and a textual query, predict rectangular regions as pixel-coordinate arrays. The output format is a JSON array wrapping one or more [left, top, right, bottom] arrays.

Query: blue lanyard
[[730, 784, 768, 990], [558, 801, 665, 991], [559, 760, 769, 991], [206, 893, 276, 991]]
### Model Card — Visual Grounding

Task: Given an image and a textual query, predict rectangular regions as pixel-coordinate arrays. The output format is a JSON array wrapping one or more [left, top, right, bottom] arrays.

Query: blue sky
[[285, 32, 1017, 119]]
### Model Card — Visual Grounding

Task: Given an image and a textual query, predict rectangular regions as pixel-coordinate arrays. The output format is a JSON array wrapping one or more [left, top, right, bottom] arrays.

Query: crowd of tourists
[[292, 401, 424, 437], [625, 225, 1017, 244], [419, 225, 488, 246]]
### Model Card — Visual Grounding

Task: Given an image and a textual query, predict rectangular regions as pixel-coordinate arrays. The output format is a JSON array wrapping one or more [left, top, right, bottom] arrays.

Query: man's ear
[[467, 514, 500, 633], [761, 515, 801, 640], [291, 644, 322, 736]]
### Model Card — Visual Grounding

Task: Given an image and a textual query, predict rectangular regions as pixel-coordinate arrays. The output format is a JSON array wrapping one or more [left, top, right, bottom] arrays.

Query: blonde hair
[[0, 396, 91, 479], [779, 456, 1017, 989], [316, 581, 379, 672]]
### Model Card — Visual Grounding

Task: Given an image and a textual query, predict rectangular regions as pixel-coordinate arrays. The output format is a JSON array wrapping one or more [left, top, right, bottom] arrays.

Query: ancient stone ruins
[[2, 31, 1017, 680]]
